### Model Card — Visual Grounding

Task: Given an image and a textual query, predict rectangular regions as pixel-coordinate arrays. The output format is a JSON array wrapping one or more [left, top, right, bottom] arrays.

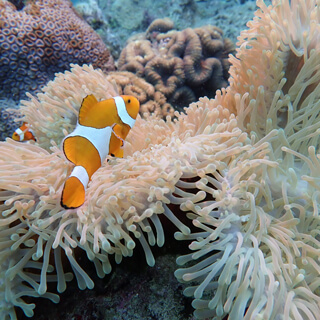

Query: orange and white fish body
[[60, 94, 140, 209], [12, 122, 36, 141]]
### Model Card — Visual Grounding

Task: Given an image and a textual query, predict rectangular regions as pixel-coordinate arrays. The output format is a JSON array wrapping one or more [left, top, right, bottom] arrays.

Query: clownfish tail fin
[[61, 166, 89, 209]]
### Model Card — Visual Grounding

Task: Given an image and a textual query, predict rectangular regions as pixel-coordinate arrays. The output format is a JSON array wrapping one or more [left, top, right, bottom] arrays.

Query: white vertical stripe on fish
[[114, 96, 136, 128], [65, 123, 112, 164], [69, 165, 90, 188], [15, 128, 24, 140]]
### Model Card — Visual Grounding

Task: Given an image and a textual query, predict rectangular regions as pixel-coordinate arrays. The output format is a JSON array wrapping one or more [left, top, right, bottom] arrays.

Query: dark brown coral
[[106, 71, 174, 118], [118, 40, 154, 76], [145, 17, 174, 40], [118, 19, 235, 115], [145, 57, 185, 96], [168, 86, 196, 110]]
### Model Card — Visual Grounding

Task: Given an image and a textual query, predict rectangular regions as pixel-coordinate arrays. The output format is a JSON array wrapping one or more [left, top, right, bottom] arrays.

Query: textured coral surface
[[118, 20, 234, 115], [0, 0, 114, 101]]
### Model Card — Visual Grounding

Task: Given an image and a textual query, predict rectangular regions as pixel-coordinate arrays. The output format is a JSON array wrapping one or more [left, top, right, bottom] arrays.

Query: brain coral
[[118, 20, 234, 114], [1, 0, 320, 319], [0, 0, 114, 101], [106, 70, 176, 118]]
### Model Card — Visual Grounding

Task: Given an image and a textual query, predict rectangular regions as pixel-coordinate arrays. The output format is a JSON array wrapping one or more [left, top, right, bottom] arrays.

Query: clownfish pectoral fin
[[78, 95, 99, 125], [61, 176, 86, 209], [112, 147, 124, 158], [112, 124, 128, 142], [109, 125, 125, 158]]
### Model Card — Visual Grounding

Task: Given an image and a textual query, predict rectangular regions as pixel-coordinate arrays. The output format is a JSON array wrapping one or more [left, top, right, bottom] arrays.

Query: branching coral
[[118, 19, 234, 114], [0, 0, 114, 101]]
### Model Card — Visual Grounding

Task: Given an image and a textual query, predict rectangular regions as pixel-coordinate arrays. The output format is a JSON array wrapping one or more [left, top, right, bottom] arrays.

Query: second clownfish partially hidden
[[12, 122, 36, 142], [61, 94, 140, 209]]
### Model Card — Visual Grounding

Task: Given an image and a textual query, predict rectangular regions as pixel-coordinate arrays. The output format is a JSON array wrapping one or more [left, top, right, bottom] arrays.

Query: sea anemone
[[174, 0, 320, 318], [0, 64, 250, 319]]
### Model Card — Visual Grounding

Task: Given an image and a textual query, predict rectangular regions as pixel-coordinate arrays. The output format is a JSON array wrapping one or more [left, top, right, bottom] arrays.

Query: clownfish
[[60, 94, 140, 209], [12, 122, 36, 142]]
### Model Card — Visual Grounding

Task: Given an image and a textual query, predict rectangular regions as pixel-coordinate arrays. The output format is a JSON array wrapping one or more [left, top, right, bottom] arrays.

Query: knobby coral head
[[0, 0, 114, 101]]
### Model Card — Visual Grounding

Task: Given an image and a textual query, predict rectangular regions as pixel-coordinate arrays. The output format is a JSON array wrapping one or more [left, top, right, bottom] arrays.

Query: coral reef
[[118, 20, 234, 113], [1, 1, 320, 320], [145, 17, 174, 39], [0, 64, 248, 319], [0, 0, 114, 101]]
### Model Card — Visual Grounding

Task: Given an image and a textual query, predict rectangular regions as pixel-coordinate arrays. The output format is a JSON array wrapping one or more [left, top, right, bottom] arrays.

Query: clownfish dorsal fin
[[78, 94, 99, 126]]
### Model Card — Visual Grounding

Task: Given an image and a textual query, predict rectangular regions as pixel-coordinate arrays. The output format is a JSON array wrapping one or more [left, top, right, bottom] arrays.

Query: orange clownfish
[[12, 122, 36, 142], [60, 94, 140, 209]]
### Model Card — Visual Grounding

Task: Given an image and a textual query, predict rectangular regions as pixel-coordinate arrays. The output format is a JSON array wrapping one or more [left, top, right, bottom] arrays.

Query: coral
[[1, 1, 320, 320], [117, 39, 155, 76], [0, 0, 114, 101], [106, 71, 175, 118], [94, 0, 262, 61], [144, 56, 185, 96], [145, 17, 174, 40], [118, 19, 234, 113]]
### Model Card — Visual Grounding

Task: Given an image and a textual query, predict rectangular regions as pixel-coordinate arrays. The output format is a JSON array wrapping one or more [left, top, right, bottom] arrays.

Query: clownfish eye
[[128, 99, 131, 103]]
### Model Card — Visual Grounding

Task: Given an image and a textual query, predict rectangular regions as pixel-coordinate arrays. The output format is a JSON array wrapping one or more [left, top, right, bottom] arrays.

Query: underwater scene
[[1, 0, 320, 319]]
